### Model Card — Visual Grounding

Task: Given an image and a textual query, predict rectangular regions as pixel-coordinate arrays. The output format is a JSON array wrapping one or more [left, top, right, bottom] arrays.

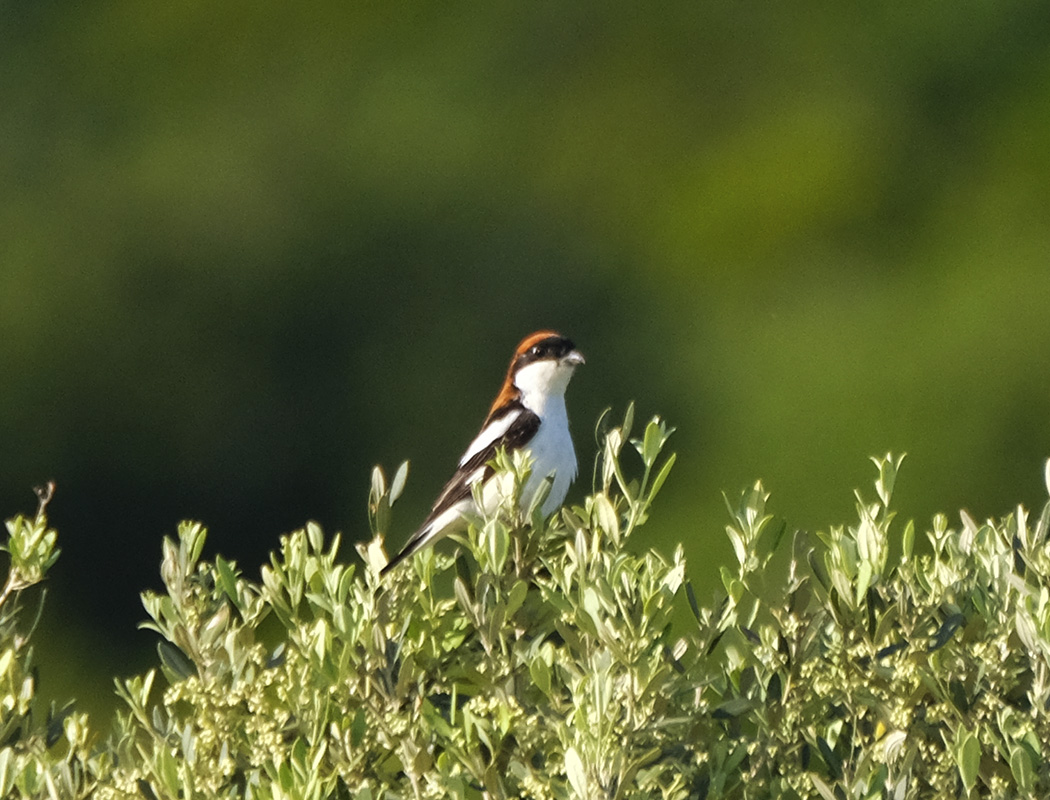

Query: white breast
[[519, 395, 577, 515]]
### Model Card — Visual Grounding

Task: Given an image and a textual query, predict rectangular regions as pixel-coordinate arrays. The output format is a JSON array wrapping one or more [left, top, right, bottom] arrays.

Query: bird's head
[[490, 331, 584, 414]]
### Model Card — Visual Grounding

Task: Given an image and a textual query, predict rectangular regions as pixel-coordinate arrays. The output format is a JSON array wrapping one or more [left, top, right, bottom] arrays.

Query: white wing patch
[[418, 498, 472, 544], [458, 409, 522, 466], [463, 466, 486, 487], [416, 466, 487, 542]]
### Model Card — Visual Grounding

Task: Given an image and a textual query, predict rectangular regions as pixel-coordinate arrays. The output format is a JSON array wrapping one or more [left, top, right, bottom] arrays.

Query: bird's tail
[[379, 523, 434, 577]]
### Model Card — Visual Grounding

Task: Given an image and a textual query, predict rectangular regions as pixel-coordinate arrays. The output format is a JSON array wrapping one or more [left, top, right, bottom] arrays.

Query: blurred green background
[[4, 1, 1050, 719]]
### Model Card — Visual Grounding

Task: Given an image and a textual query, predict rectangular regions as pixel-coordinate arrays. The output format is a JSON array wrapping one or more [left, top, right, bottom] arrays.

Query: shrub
[[0, 483, 105, 798], [1, 408, 1049, 798]]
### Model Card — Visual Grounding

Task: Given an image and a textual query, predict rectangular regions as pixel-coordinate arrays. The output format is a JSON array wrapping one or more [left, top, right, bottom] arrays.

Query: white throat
[[513, 359, 575, 417], [511, 356, 579, 514]]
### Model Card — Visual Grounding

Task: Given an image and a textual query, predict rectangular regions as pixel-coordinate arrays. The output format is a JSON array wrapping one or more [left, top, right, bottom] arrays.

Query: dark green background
[[4, 2, 1050, 717]]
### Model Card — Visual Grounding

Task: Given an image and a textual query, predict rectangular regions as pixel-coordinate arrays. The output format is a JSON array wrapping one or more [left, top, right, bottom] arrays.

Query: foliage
[[0, 483, 104, 798], [3, 410, 1050, 798], [689, 454, 1050, 799], [98, 408, 682, 800]]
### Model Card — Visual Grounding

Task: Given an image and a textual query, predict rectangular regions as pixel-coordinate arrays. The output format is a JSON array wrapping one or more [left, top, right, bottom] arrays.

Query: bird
[[381, 331, 585, 575]]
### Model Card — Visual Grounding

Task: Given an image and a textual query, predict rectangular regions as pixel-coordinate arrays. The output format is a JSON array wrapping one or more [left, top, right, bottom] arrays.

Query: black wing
[[381, 403, 540, 575]]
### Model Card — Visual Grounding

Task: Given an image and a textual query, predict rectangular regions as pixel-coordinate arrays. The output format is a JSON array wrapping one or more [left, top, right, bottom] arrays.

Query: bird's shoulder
[[458, 401, 541, 469], [422, 402, 540, 523]]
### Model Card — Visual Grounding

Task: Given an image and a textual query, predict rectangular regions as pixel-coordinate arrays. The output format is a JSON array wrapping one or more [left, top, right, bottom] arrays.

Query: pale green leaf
[[390, 460, 410, 504], [957, 732, 980, 791], [564, 747, 587, 797]]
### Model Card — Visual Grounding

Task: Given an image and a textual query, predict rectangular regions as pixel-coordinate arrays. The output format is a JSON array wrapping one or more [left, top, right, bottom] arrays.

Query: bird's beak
[[563, 350, 585, 367]]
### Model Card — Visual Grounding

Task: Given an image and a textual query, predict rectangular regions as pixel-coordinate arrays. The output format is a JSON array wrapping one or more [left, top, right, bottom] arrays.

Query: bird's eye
[[530, 345, 543, 356]]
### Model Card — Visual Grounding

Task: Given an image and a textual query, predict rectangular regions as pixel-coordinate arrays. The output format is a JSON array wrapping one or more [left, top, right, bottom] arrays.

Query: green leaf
[[505, 580, 528, 618], [807, 547, 829, 591], [370, 465, 385, 500], [182, 521, 207, 566], [0, 748, 12, 796], [634, 417, 675, 468], [390, 460, 410, 504], [641, 420, 661, 466], [487, 521, 509, 573], [685, 581, 701, 622], [453, 578, 475, 617], [564, 747, 587, 797], [592, 494, 620, 541], [582, 586, 604, 630], [214, 556, 239, 605], [1010, 745, 1033, 792], [901, 519, 915, 561], [719, 567, 745, 603], [648, 452, 677, 503], [957, 731, 980, 791], [816, 737, 841, 780], [621, 402, 635, 442], [157, 642, 195, 681], [809, 774, 837, 800], [374, 498, 391, 537], [530, 655, 551, 697], [307, 521, 324, 552], [871, 452, 905, 507], [712, 698, 752, 718], [856, 559, 872, 606], [726, 526, 747, 569]]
